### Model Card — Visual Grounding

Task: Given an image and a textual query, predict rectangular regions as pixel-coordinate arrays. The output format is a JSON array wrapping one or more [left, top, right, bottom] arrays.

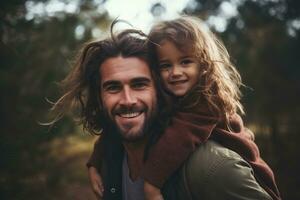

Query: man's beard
[[102, 106, 157, 143]]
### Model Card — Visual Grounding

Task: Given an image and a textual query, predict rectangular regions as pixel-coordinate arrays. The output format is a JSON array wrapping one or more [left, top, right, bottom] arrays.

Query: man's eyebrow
[[102, 80, 120, 88], [131, 77, 152, 84]]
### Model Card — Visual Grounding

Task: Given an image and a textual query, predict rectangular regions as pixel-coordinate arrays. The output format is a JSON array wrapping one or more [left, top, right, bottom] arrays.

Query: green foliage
[[0, 0, 109, 199]]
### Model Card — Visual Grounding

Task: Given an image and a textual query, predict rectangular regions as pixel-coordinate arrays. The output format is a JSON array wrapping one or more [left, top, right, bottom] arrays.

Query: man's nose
[[119, 86, 137, 106]]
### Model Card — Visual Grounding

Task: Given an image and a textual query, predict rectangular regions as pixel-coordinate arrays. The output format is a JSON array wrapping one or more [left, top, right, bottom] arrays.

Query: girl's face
[[156, 40, 200, 97]]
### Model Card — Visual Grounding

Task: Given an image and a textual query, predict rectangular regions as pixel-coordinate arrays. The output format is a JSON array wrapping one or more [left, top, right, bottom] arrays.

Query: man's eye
[[105, 85, 121, 93], [132, 82, 147, 90]]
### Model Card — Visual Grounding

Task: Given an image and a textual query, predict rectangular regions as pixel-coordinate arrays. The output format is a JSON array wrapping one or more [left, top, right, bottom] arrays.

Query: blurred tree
[[0, 0, 111, 199]]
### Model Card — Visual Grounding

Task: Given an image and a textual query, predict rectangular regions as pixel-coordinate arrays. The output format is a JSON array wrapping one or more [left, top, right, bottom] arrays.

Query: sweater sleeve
[[142, 112, 218, 188], [86, 136, 103, 170]]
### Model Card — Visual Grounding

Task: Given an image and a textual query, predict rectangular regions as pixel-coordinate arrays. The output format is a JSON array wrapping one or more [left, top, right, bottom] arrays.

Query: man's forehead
[[100, 56, 153, 83]]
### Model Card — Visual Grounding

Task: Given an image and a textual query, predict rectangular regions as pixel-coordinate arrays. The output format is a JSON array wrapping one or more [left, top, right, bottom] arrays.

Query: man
[[51, 27, 273, 199]]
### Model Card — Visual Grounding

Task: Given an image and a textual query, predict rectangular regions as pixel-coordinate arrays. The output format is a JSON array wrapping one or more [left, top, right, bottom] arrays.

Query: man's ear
[[95, 72, 103, 108], [97, 93, 103, 108]]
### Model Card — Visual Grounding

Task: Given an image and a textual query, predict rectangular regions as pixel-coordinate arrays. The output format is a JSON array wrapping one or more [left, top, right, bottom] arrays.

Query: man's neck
[[123, 140, 146, 181]]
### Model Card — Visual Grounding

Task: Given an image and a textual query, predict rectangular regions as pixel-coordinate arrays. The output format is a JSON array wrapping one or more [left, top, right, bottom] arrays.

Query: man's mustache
[[112, 105, 145, 115]]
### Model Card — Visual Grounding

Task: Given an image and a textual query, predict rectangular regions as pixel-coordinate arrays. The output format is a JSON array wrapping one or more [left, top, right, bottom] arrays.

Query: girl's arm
[[87, 137, 104, 199], [88, 166, 104, 199], [144, 181, 164, 200], [86, 137, 103, 169]]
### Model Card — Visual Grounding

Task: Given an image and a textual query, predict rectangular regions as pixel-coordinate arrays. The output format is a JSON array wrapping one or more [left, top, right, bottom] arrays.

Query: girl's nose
[[169, 65, 183, 78]]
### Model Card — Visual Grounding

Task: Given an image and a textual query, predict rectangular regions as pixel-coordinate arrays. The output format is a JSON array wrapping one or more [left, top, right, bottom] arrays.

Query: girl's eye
[[159, 63, 171, 70], [181, 59, 194, 65]]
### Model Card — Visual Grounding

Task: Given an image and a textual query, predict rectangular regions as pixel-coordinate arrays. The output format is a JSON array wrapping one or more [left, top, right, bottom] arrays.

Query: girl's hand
[[144, 181, 164, 200], [88, 166, 104, 199]]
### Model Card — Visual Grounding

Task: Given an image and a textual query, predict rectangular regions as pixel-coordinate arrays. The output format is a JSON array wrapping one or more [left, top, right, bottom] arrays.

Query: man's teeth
[[119, 112, 141, 118]]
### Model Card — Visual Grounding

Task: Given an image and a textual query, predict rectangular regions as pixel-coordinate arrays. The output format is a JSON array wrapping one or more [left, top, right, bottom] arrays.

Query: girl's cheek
[[159, 72, 167, 82], [159, 73, 169, 89]]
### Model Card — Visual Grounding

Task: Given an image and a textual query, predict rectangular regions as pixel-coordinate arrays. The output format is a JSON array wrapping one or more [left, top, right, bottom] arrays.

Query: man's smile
[[113, 107, 146, 127], [117, 111, 143, 118]]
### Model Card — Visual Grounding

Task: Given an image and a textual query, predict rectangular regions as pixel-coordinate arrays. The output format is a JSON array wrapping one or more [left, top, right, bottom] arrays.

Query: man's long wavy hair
[[148, 16, 245, 125], [49, 22, 167, 135]]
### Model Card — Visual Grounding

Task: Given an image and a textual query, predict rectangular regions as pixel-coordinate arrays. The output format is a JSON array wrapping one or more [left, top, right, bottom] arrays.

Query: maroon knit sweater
[[141, 112, 281, 200]]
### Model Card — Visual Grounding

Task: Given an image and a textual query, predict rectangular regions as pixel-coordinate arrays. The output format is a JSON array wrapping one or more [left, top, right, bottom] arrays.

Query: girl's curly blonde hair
[[148, 16, 244, 125]]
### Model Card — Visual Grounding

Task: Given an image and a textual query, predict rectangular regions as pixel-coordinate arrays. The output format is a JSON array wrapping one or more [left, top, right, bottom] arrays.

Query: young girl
[[88, 16, 280, 200]]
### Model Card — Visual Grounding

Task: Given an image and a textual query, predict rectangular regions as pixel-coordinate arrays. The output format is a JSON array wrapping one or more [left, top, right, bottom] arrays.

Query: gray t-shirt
[[122, 154, 145, 200]]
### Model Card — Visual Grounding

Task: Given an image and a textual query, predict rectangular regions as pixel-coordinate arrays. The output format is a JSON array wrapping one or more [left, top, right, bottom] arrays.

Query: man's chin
[[114, 113, 146, 141], [117, 126, 145, 142], [104, 108, 156, 142]]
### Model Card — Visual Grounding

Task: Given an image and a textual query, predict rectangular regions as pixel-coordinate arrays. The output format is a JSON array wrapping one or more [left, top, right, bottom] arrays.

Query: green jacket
[[100, 140, 272, 199]]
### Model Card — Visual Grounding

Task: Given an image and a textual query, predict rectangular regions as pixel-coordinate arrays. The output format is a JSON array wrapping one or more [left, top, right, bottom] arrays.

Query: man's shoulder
[[183, 140, 245, 185], [179, 140, 272, 199], [188, 140, 243, 166]]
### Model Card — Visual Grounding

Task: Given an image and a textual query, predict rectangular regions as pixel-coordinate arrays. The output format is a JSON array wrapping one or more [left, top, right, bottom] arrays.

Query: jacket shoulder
[[181, 140, 272, 200]]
